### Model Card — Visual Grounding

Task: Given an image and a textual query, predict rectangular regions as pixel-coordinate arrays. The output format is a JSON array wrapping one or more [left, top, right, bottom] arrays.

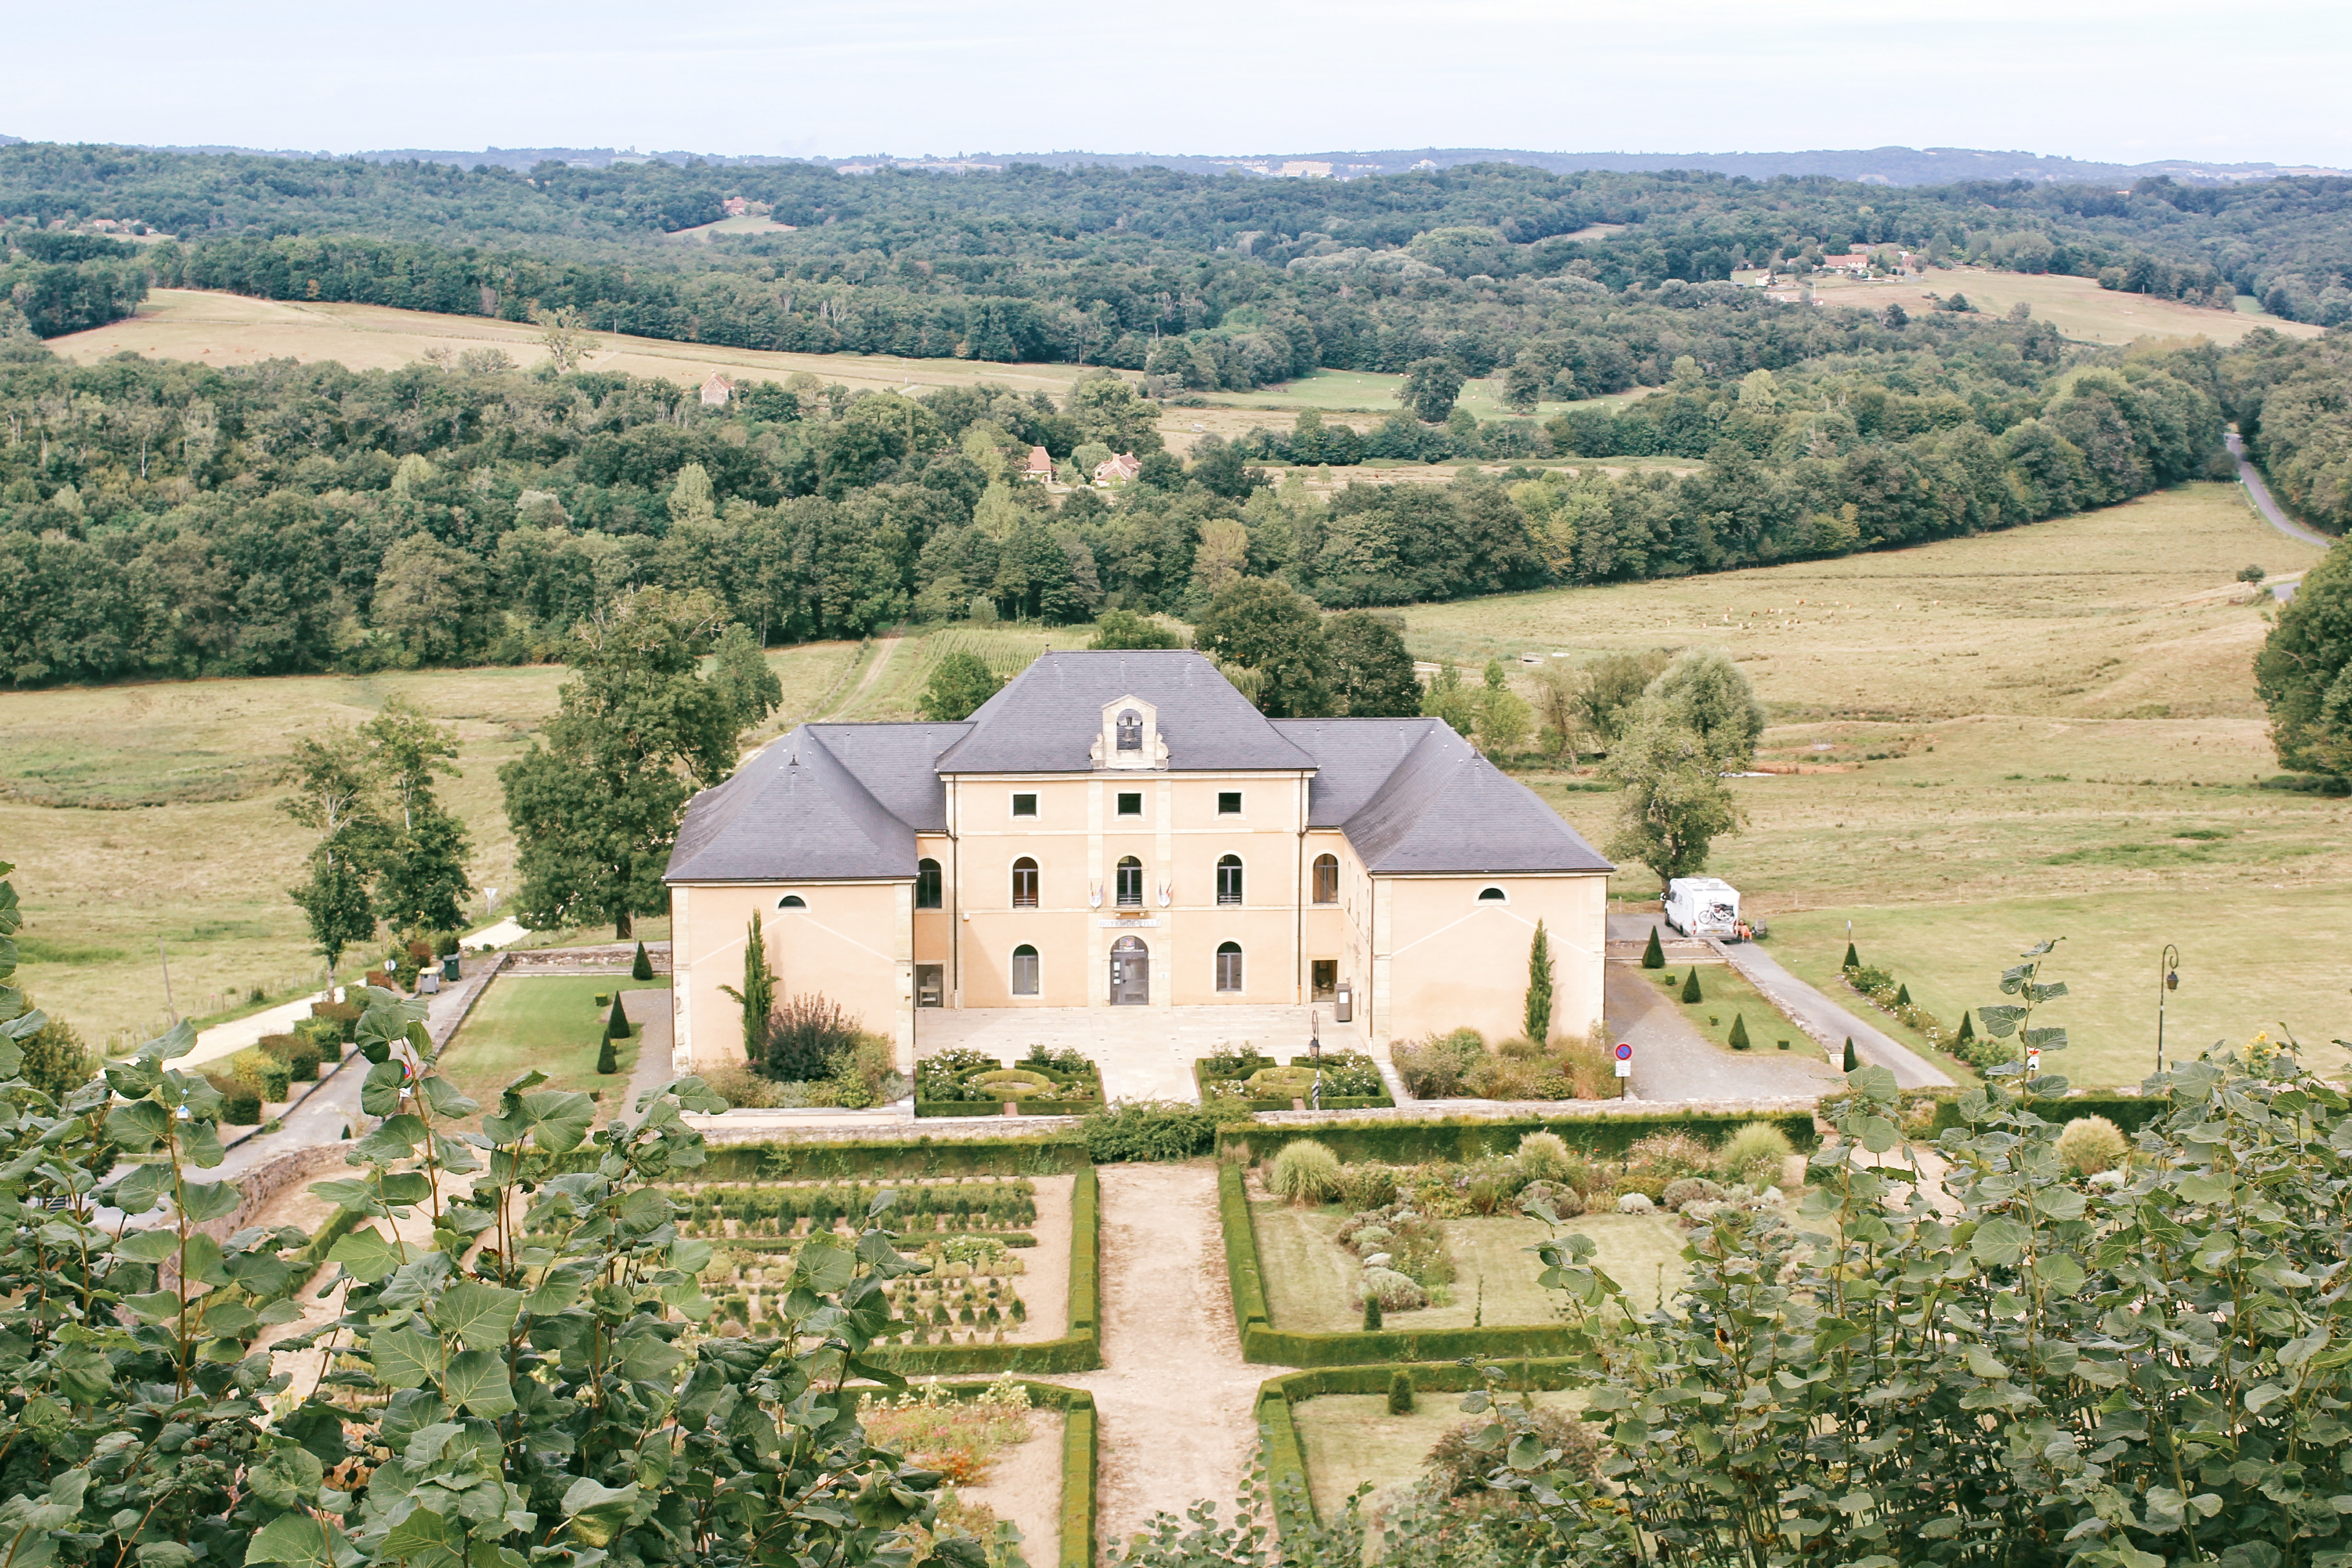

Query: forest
[[0, 298, 2234, 685]]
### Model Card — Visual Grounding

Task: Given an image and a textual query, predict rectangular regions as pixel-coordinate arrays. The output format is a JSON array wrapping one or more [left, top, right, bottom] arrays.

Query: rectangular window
[[1116, 790, 1142, 817], [1011, 793, 1038, 818], [1311, 961, 1338, 1001], [1217, 790, 1242, 815]]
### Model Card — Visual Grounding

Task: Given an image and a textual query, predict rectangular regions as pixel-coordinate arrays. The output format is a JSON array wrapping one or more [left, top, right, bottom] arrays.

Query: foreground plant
[[0, 853, 953, 1568]]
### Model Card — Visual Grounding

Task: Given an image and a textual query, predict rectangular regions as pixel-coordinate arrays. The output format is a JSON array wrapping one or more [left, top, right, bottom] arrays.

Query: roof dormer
[[1089, 693, 1168, 770]]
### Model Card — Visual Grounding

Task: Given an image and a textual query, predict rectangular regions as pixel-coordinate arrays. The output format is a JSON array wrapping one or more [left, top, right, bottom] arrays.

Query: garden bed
[[1193, 1047, 1394, 1111], [433, 973, 669, 1125], [856, 1378, 1097, 1568], [1290, 1386, 1588, 1523], [916, 1047, 1104, 1118], [1649, 961, 1814, 1057]]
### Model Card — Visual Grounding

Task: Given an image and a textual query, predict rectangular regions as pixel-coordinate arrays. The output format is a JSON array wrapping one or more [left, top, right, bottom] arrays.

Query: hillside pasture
[[1420, 482, 2347, 1083], [0, 643, 850, 1047], [1807, 266, 2323, 346]]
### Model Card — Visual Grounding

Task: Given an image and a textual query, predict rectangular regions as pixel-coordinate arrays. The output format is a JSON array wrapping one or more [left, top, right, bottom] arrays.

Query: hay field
[[0, 643, 854, 1048], [1418, 482, 2348, 1083], [46, 290, 1111, 404], [1808, 267, 2323, 346]]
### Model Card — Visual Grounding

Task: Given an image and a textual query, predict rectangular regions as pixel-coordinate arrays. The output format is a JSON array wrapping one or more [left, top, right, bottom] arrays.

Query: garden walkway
[[1602, 963, 1840, 1101], [1714, 943, 1954, 1090], [1065, 1162, 1290, 1552]]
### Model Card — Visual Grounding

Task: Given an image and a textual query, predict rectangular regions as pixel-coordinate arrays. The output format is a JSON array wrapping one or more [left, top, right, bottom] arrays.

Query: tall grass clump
[[2057, 1114, 2129, 1176], [1268, 1138, 1342, 1204], [1714, 1121, 1796, 1185]]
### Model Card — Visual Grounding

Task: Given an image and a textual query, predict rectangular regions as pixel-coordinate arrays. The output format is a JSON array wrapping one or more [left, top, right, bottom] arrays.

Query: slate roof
[[666, 658, 1611, 884], [934, 650, 1316, 774], [1272, 718, 1613, 875]]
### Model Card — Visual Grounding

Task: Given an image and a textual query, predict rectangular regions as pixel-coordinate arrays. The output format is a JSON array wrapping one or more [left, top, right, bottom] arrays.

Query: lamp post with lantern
[[2156, 945, 2181, 1075]]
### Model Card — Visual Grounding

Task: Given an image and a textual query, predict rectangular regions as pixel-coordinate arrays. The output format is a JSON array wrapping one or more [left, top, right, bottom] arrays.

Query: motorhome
[[1664, 877, 1741, 939]]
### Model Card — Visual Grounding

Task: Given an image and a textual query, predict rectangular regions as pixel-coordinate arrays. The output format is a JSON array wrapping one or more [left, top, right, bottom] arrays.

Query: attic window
[[1116, 709, 1143, 751], [1477, 887, 1507, 903], [1012, 793, 1038, 818], [779, 894, 807, 909]]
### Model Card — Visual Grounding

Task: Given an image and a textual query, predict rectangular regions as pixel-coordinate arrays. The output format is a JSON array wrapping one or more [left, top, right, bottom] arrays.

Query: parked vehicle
[[1665, 877, 1741, 939]]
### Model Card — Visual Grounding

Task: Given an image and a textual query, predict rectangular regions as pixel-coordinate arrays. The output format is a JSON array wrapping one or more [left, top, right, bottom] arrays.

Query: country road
[[2229, 431, 2332, 550]]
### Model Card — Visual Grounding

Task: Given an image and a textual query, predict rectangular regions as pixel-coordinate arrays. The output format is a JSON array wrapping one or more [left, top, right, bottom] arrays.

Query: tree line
[[0, 312, 2228, 687]]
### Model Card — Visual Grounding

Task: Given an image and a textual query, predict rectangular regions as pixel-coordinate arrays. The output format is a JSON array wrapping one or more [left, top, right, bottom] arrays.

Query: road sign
[[1614, 1041, 1633, 1078], [2026, 1045, 2041, 1077]]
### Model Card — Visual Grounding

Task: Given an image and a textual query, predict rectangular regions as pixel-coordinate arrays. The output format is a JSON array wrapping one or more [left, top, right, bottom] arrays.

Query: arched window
[[1312, 853, 1339, 905], [1116, 709, 1144, 751], [1477, 886, 1508, 903], [1011, 944, 1040, 996], [916, 858, 942, 910], [1012, 857, 1039, 908], [778, 894, 806, 909], [1216, 854, 1243, 906], [1215, 941, 1243, 993], [1116, 855, 1144, 908]]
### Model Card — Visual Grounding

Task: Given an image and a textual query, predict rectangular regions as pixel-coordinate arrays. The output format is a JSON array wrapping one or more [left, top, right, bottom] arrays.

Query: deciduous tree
[[1605, 702, 1742, 892], [920, 650, 1004, 719], [278, 728, 382, 970], [1194, 577, 1330, 717], [1324, 610, 1421, 716]]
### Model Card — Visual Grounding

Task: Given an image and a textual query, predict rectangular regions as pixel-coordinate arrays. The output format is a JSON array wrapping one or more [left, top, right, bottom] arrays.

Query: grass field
[[434, 974, 669, 1126], [1647, 961, 1814, 1058], [0, 643, 849, 1048], [1409, 481, 2347, 1083], [1293, 1388, 1586, 1520], [1807, 267, 2323, 347], [1251, 1202, 1687, 1334]]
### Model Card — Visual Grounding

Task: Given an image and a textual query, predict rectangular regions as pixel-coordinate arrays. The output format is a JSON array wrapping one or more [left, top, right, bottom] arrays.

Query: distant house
[[1023, 445, 1054, 482], [700, 373, 735, 408], [1818, 253, 1872, 274], [722, 197, 749, 217], [1094, 452, 1142, 486]]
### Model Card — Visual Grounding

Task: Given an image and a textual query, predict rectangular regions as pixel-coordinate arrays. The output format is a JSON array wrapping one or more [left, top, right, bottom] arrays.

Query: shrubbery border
[[1218, 1164, 1578, 1367], [1924, 1090, 2172, 1137], [698, 1135, 1089, 1180], [872, 1165, 1101, 1376], [1256, 1358, 1586, 1534], [1222, 1111, 1819, 1168], [1190, 1055, 1394, 1113]]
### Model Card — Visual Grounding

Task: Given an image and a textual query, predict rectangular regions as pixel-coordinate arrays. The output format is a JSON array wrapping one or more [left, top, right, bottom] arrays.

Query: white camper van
[[1664, 877, 1741, 939]]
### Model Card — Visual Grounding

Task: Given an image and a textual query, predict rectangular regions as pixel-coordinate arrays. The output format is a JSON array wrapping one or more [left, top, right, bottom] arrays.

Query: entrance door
[[1109, 936, 1149, 1005]]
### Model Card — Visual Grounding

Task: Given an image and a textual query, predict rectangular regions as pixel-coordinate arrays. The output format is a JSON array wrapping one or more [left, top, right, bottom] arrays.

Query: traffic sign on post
[[1613, 1042, 1633, 1077]]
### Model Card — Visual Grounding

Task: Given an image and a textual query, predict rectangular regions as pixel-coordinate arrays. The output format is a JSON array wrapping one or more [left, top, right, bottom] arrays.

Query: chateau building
[[663, 650, 1610, 1071]]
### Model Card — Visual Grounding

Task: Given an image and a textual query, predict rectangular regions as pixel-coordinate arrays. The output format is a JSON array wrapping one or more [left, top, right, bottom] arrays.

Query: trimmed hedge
[[871, 1165, 1100, 1376], [913, 1381, 1097, 1568], [916, 1102, 1033, 1120], [1925, 1090, 2172, 1137], [1225, 1111, 1818, 1168], [698, 1136, 1090, 1181], [1218, 1165, 1577, 1367], [1256, 1357, 1589, 1533], [1191, 1055, 1394, 1113]]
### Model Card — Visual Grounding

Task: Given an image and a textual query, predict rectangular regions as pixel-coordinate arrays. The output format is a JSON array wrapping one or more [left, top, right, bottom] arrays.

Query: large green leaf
[[524, 1091, 595, 1154], [245, 1514, 345, 1568], [440, 1349, 517, 1417], [327, 1225, 404, 1284], [430, 1280, 524, 1349], [561, 1478, 641, 1547], [370, 1328, 441, 1391]]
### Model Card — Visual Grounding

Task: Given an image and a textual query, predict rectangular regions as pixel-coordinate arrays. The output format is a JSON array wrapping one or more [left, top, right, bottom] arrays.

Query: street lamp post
[[2156, 945, 2181, 1076], [1308, 1011, 1322, 1111]]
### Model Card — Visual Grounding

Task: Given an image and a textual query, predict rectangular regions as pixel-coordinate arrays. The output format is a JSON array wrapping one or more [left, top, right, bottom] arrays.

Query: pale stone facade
[[665, 651, 1610, 1071]]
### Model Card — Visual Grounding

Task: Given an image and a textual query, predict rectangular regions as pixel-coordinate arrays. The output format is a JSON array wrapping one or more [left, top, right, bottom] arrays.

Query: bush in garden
[[1615, 1191, 1656, 1214], [1681, 967, 1703, 1004], [1843, 941, 1859, 968], [1553, 1034, 1617, 1099], [1201, 1046, 1276, 1079], [915, 1046, 1000, 1101], [1519, 1179, 1585, 1218], [1661, 1176, 1728, 1211], [228, 1046, 291, 1102], [1335, 1162, 1398, 1210], [1082, 1099, 1231, 1162], [1715, 1120, 1797, 1184], [1462, 1052, 1563, 1101], [1425, 1407, 1599, 1498], [1312, 1049, 1386, 1097], [204, 1073, 262, 1124], [1622, 1129, 1712, 1182], [1269, 1138, 1343, 1204], [633, 940, 654, 980], [605, 992, 631, 1040], [1843, 1037, 1860, 1072], [14, 1002, 96, 1101], [761, 991, 861, 1081], [2057, 1113, 2129, 1176], [1388, 1369, 1415, 1415], [597, 1033, 619, 1075], [1392, 1026, 1485, 1097], [1360, 1266, 1428, 1311], [1362, 1294, 1382, 1330], [1728, 1013, 1751, 1050], [259, 1031, 322, 1082], [1516, 1131, 1572, 1182], [1642, 926, 1666, 968]]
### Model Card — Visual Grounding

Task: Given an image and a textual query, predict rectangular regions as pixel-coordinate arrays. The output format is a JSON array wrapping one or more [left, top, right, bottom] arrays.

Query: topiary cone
[[632, 940, 654, 981], [1682, 967, 1703, 1005], [1843, 942, 1859, 970], [606, 993, 631, 1039], [1894, 982, 1912, 1007], [596, 1033, 618, 1075], [1957, 1011, 1975, 1043], [1387, 1368, 1415, 1415], [1362, 1294, 1383, 1331], [1729, 1013, 1750, 1050], [1642, 926, 1666, 969], [1843, 1038, 1859, 1073]]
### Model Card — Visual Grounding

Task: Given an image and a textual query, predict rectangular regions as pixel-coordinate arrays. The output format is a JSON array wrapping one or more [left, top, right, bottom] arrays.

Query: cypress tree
[[721, 911, 776, 1066], [1524, 920, 1554, 1042], [1957, 1011, 1975, 1043], [606, 992, 631, 1039], [596, 1032, 618, 1075], [1843, 942, 1859, 970], [1682, 967, 1703, 1004], [1843, 1038, 1860, 1073], [632, 940, 654, 981], [1729, 1013, 1750, 1050], [1388, 1368, 1415, 1414], [1362, 1294, 1383, 1331], [1641, 926, 1666, 969]]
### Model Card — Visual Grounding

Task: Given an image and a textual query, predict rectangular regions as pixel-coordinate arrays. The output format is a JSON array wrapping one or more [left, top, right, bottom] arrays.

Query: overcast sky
[[8, 0, 2348, 166]]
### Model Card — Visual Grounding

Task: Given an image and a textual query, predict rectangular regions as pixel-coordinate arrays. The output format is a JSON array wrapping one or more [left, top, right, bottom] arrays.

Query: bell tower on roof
[[1089, 694, 1167, 770]]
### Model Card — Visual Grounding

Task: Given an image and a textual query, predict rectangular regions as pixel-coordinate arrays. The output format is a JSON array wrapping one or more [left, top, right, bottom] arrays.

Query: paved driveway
[[1604, 962, 1842, 1102]]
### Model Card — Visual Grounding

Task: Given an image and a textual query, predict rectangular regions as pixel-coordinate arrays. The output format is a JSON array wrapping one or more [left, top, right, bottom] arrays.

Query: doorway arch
[[1109, 935, 1149, 1006]]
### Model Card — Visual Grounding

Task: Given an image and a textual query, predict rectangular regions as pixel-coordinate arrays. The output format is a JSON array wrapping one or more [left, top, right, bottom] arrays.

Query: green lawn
[[1293, 1389, 1587, 1521], [1646, 960, 1818, 1061], [436, 975, 669, 1125], [1251, 1202, 1688, 1334], [1193, 368, 1654, 423]]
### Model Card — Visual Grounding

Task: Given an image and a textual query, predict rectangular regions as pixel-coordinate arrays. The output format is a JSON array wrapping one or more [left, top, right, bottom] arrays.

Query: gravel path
[[1604, 963, 1838, 1101], [2229, 431, 2333, 549], [1064, 1163, 1289, 1553]]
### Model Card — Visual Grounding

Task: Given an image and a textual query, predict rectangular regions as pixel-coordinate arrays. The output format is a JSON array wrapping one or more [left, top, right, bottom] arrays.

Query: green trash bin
[[441, 954, 462, 982]]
